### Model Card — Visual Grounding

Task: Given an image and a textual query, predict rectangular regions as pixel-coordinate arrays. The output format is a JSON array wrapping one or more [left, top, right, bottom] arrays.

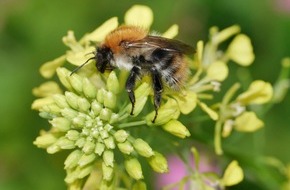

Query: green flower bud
[[146, 98, 180, 125], [78, 164, 94, 179], [53, 94, 69, 109], [65, 91, 79, 109], [72, 115, 86, 129], [107, 71, 120, 94], [75, 137, 86, 148], [39, 111, 54, 120], [127, 82, 150, 116], [148, 152, 168, 173], [103, 150, 114, 167], [127, 96, 148, 117], [97, 88, 106, 104], [82, 78, 97, 99], [135, 82, 151, 98], [64, 169, 78, 184], [91, 100, 102, 116], [78, 97, 91, 112], [99, 129, 109, 139], [32, 97, 54, 111], [42, 104, 62, 115], [125, 158, 144, 180], [109, 113, 119, 124], [104, 136, 115, 149], [50, 117, 71, 132], [104, 91, 116, 109], [113, 130, 129, 143], [99, 108, 112, 121], [132, 181, 147, 190], [162, 120, 191, 138], [56, 137, 75, 149], [95, 142, 105, 156], [102, 162, 114, 181], [64, 150, 83, 169], [82, 140, 96, 154], [91, 129, 99, 139], [47, 144, 61, 154], [33, 133, 57, 148], [56, 67, 73, 90], [78, 153, 96, 167], [117, 141, 134, 155], [68, 73, 83, 94], [104, 124, 113, 131], [66, 130, 80, 141], [133, 138, 154, 157], [61, 108, 78, 120]]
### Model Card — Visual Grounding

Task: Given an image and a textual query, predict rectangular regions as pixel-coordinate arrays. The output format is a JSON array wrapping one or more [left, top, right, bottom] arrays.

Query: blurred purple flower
[[276, 0, 290, 12], [155, 153, 220, 190]]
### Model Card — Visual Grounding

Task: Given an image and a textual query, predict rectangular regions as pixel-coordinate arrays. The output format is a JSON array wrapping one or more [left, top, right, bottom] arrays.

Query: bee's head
[[96, 46, 114, 73]]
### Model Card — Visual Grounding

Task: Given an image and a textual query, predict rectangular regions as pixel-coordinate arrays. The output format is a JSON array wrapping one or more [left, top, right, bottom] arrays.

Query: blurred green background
[[0, 0, 289, 189]]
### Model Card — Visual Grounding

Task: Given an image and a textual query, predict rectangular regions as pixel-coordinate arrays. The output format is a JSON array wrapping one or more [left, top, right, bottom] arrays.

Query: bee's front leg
[[151, 67, 163, 123], [126, 66, 141, 115]]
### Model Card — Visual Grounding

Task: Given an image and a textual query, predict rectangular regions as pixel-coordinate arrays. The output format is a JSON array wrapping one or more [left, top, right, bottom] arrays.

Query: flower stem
[[118, 120, 147, 129], [214, 120, 223, 155]]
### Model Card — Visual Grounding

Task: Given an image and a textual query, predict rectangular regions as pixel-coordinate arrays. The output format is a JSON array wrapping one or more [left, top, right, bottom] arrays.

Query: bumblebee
[[72, 25, 194, 122]]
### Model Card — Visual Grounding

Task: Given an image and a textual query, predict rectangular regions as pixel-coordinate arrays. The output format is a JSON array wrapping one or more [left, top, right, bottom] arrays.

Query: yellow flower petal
[[206, 61, 229, 81], [234, 111, 264, 132], [124, 5, 153, 29], [227, 34, 255, 66], [39, 55, 66, 78], [237, 80, 273, 105], [162, 24, 179, 39], [148, 151, 168, 173], [174, 91, 197, 114], [197, 40, 204, 66], [62, 31, 83, 52], [66, 46, 95, 66], [32, 81, 62, 97], [80, 17, 118, 43], [212, 25, 241, 45], [222, 160, 244, 186]]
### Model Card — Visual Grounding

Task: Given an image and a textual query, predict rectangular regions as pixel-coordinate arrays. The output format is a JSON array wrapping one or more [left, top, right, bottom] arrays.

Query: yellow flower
[[227, 34, 255, 66], [124, 5, 153, 28], [234, 111, 264, 132], [206, 61, 229, 81], [222, 160, 244, 186], [237, 80, 273, 105]]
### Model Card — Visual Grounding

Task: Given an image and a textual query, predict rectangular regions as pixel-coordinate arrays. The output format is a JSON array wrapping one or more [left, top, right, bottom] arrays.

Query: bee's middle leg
[[126, 66, 141, 115], [151, 67, 163, 123]]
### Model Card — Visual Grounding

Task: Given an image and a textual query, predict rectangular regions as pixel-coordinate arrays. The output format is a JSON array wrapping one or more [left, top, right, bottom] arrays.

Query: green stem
[[214, 120, 223, 155], [118, 120, 146, 129], [222, 83, 240, 105]]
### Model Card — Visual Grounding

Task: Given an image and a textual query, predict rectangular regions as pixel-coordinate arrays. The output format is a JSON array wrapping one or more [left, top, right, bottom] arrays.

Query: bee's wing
[[125, 35, 195, 54]]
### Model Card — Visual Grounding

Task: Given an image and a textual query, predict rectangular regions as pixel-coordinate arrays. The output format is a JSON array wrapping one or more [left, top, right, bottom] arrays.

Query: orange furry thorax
[[104, 25, 148, 53]]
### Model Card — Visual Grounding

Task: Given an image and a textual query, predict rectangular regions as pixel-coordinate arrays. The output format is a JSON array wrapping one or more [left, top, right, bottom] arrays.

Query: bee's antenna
[[70, 57, 95, 76], [85, 51, 95, 56]]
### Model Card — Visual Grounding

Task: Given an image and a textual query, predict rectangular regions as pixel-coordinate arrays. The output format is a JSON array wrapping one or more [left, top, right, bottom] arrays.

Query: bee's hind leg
[[151, 67, 163, 123], [126, 66, 141, 115]]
